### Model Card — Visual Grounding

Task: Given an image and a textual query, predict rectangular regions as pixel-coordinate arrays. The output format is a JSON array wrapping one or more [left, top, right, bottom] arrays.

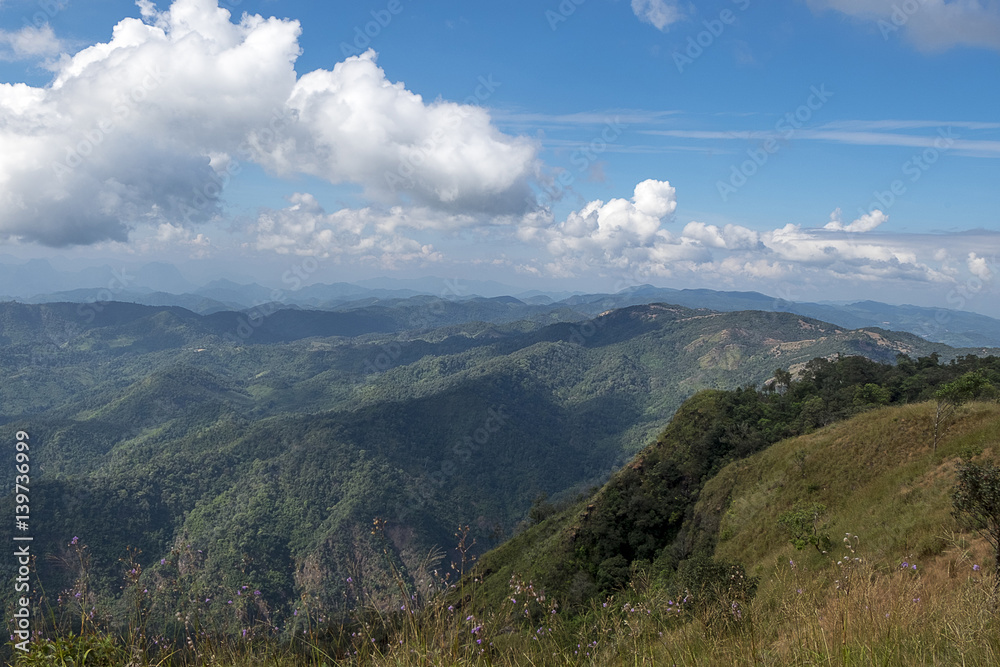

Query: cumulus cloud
[[0, 0, 536, 247], [519, 179, 703, 276], [255, 51, 537, 214], [823, 207, 889, 233], [683, 221, 760, 250], [252, 193, 442, 268], [631, 0, 686, 31], [515, 180, 975, 287], [968, 252, 994, 281], [0, 24, 64, 60], [806, 0, 1000, 52]]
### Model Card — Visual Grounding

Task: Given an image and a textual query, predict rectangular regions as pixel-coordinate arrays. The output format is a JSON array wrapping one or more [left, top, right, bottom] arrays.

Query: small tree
[[933, 371, 995, 451], [952, 461, 1000, 591], [778, 502, 833, 553]]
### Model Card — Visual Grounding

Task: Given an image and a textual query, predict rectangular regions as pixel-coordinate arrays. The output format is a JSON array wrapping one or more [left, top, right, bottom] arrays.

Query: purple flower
[[70, 537, 79, 545], [254, 590, 261, 595], [471, 625, 482, 635], [160, 559, 165, 565], [973, 564, 981, 571], [346, 577, 353, 583]]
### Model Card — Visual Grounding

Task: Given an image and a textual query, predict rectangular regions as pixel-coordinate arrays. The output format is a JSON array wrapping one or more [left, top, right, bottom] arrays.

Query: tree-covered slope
[[467, 353, 1000, 615]]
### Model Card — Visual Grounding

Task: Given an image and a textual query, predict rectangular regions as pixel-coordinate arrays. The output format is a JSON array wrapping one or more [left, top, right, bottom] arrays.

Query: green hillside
[[3, 300, 999, 666]]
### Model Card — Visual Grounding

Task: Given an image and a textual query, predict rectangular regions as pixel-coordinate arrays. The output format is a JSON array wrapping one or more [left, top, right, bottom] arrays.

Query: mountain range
[[3, 259, 1000, 348]]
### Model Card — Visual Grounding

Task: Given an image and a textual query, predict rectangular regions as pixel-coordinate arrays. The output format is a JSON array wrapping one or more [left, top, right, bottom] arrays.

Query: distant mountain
[[132, 261, 197, 294], [561, 285, 1000, 348], [6, 258, 1000, 348]]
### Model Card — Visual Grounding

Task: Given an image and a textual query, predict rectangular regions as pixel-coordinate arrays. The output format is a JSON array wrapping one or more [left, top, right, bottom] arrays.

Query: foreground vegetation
[[8, 352, 1000, 665]]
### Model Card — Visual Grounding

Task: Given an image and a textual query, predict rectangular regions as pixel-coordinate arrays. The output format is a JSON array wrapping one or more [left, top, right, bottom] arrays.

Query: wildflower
[[448, 605, 454, 612], [471, 625, 482, 635], [900, 562, 909, 569], [912, 564, 917, 570], [973, 564, 981, 571], [254, 590, 261, 595], [160, 559, 165, 565], [70, 536, 79, 545]]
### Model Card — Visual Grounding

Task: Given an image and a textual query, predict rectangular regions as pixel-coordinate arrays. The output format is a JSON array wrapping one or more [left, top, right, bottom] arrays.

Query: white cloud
[[806, 0, 1000, 52], [683, 221, 760, 250], [968, 252, 994, 281], [252, 193, 443, 268], [0, 0, 536, 248], [254, 50, 537, 215], [516, 182, 975, 287], [823, 207, 888, 233], [0, 24, 64, 61], [520, 179, 694, 276], [631, 0, 685, 32]]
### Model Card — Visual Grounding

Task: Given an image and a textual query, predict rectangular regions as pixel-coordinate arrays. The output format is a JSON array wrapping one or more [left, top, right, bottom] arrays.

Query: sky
[[0, 0, 998, 312]]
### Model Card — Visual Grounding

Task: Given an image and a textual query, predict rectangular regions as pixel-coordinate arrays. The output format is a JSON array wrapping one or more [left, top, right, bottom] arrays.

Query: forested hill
[[0, 300, 990, 632], [467, 353, 1000, 613]]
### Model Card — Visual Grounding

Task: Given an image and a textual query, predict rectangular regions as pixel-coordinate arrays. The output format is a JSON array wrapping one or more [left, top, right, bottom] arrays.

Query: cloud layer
[[0, 0, 536, 247], [515, 182, 989, 289]]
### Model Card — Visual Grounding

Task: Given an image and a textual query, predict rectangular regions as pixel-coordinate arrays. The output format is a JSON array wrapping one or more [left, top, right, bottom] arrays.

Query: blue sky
[[0, 0, 998, 312]]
